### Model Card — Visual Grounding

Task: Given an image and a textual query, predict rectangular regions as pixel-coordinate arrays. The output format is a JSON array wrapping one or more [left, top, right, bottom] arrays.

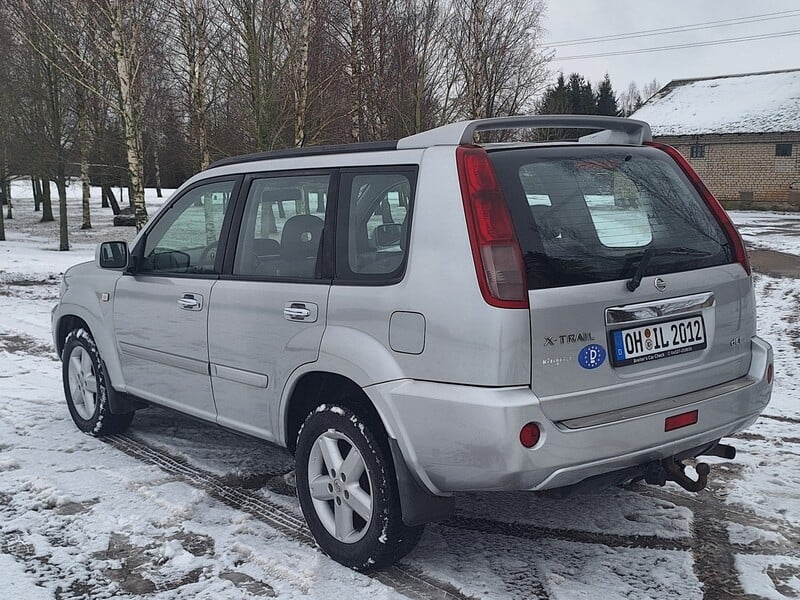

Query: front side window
[[141, 180, 236, 275], [337, 169, 415, 281], [776, 143, 793, 157], [233, 174, 330, 279]]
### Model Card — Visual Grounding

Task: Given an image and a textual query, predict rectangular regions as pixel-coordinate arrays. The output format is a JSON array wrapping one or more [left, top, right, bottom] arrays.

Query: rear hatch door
[[490, 145, 754, 422]]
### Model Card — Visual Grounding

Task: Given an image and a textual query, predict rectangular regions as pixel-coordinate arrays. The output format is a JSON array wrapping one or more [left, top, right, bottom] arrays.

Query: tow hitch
[[643, 443, 736, 492]]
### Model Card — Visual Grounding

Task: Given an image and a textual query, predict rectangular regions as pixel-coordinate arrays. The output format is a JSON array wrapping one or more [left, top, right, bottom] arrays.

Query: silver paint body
[[53, 130, 773, 497]]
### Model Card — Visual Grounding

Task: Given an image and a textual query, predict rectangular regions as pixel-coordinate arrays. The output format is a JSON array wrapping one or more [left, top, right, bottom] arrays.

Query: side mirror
[[375, 223, 402, 248], [96, 241, 129, 270]]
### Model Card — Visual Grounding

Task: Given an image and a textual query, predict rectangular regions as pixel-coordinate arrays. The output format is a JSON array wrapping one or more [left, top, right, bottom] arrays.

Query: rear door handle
[[284, 302, 318, 322], [178, 293, 203, 311]]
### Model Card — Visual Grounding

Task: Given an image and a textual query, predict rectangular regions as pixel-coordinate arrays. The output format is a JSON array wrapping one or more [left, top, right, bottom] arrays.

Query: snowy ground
[[1, 182, 799, 599]]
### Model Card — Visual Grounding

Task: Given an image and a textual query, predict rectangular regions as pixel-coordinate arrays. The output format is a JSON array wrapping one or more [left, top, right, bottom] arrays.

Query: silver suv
[[52, 116, 773, 570]]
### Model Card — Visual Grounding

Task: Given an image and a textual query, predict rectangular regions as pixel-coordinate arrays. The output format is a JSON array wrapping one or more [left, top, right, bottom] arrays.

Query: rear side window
[[490, 147, 733, 289], [336, 167, 416, 283]]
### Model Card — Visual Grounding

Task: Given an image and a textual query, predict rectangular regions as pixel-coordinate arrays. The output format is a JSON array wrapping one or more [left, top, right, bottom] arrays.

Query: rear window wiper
[[626, 248, 654, 292], [626, 246, 713, 292]]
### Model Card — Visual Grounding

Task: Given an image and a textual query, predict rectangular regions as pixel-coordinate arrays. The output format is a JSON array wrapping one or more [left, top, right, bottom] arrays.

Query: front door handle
[[178, 293, 203, 311], [284, 302, 318, 322]]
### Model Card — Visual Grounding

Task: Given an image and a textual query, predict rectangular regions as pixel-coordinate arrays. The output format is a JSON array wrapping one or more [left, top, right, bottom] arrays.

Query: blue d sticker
[[578, 344, 606, 369]]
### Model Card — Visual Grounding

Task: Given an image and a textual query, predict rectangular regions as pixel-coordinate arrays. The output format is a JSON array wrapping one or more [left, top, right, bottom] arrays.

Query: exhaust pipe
[[643, 442, 736, 492], [700, 442, 736, 460]]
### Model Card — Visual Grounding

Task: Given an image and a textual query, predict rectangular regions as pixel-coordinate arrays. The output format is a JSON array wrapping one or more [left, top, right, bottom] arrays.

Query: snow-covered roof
[[631, 69, 800, 136]]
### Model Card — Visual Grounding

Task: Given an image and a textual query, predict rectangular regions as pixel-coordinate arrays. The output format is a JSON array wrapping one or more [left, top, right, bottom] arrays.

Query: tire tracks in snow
[[72, 429, 800, 600], [105, 433, 477, 600]]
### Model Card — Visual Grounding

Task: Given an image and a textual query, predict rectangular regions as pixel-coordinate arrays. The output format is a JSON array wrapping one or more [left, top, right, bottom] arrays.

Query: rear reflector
[[645, 141, 751, 276], [519, 422, 541, 448], [456, 145, 528, 309], [767, 363, 774, 384], [664, 410, 699, 432]]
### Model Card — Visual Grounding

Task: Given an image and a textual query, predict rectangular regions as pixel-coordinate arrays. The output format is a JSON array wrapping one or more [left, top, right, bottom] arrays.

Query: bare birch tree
[[216, 0, 293, 151], [165, 0, 219, 169], [11, 0, 158, 230], [444, 0, 551, 123]]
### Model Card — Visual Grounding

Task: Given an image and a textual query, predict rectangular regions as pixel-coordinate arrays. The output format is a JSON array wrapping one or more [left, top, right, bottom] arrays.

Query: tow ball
[[643, 443, 736, 492]]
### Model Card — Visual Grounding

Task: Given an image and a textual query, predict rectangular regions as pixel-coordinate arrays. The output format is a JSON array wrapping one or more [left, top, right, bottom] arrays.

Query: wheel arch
[[55, 313, 91, 357], [54, 303, 127, 402], [282, 371, 390, 455]]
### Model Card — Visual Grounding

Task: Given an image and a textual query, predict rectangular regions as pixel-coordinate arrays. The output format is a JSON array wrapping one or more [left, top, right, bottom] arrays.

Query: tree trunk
[[243, 2, 266, 149], [348, 0, 362, 142], [294, 0, 313, 147], [296, 193, 309, 216], [203, 193, 215, 244], [2, 175, 11, 220], [196, 0, 211, 168], [56, 174, 69, 251], [153, 146, 163, 197], [79, 109, 92, 229], [265, 202, 277, 234], [103, 186, 121, 215], [32, 178, 41, 212], [41, 179, 54, 222], [110, 0, 147, 230], [0, 182, 5, 241]]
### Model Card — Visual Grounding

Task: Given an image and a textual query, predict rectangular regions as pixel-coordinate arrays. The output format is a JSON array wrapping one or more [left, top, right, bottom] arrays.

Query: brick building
[[631, 69, 800, 208]]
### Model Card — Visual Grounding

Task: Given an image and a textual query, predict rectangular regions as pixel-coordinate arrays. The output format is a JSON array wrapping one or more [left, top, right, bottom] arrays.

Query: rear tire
[[295, 403, 424, 570], [62, 328, 134, 436]]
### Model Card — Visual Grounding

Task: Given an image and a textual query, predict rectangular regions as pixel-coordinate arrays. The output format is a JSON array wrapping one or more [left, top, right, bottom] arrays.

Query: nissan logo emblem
[[654, 277, 667, 292]]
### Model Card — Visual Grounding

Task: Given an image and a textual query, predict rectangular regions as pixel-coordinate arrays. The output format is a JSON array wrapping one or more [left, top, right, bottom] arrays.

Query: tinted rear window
[[489, 146, 734, 289]]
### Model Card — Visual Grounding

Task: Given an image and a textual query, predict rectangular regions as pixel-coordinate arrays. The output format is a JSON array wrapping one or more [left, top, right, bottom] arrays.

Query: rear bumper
[[369, 336, 772, 495]]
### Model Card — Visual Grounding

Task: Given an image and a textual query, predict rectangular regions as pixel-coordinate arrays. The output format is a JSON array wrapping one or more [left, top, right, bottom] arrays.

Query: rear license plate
[[610, 315, 706, 367]]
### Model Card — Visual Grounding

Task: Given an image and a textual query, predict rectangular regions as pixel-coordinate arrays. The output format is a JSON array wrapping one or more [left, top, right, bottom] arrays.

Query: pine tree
[[596, 74, 619, 116], [567, 73, 596, 114], [538, 73, 569, 114]]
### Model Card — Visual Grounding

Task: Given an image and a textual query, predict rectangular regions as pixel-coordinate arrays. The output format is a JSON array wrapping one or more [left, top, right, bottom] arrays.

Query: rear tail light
[[456, 145, 528, 309], [645, 141, 751, 275]]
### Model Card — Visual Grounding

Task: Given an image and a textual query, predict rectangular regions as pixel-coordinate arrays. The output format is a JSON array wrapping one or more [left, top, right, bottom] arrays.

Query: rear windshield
[[489, 146, 734, 289]]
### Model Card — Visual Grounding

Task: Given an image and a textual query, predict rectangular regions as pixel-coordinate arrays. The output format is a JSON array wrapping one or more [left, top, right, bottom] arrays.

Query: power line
[[555, 29, 800, 61], [548, 10, 800, 47]]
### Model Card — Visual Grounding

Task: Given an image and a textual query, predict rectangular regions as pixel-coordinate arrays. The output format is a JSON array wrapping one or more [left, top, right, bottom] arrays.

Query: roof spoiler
[[397, 115, 652, 148]]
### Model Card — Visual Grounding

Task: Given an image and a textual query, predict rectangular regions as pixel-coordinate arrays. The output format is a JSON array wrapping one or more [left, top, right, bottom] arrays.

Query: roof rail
[[396, 115, 652, 148], [207, 140, 398, 170]]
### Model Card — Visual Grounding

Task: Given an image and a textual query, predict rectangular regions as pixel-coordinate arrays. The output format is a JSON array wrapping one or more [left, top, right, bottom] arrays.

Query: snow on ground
[[1, 185, 799, 598], [731, 211, 800, 258]]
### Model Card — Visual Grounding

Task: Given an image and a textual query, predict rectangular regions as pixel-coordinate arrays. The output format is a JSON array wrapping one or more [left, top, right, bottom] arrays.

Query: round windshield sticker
[[578, 344, 606, 370]]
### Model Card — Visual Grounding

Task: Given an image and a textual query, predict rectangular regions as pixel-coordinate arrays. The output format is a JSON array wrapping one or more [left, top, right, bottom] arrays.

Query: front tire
[[62, 328, 134, 436], [295, 404, 423, 570]]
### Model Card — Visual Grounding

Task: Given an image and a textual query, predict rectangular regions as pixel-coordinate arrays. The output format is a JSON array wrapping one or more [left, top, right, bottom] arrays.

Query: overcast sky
[[543, 1, 800, 93]]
